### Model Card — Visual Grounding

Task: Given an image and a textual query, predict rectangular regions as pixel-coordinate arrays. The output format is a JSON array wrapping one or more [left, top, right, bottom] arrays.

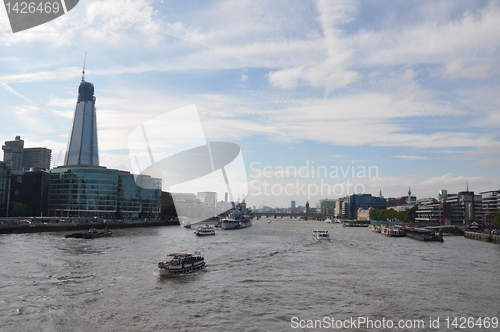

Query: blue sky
[[0, 0, 499, 207]]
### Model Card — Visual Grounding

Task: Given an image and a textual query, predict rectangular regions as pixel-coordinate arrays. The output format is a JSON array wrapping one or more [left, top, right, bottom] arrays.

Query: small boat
[[65, 228, 113, 239], [195, 225, 215, 236], [313, 230, 331, 241], [381, 226, 406, 237], [157, 253, 205, 276], [372, 225, 382, 233]]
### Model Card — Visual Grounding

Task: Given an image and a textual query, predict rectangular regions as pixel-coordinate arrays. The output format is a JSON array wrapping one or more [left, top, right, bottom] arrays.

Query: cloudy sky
[[1, 0, 499, 207]]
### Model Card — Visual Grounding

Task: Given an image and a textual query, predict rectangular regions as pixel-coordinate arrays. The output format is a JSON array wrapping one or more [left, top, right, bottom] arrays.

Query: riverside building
[[415, 189, 483, 226], [48, 69, 161, 218]]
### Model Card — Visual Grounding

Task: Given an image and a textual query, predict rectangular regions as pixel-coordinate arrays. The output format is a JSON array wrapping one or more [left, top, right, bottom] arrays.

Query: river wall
[[465, 231, 500, 244], [0, 219, 180, 234]]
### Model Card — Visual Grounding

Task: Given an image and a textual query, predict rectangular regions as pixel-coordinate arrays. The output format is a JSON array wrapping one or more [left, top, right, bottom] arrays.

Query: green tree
[[11, 203, 32, 217], [493, 212, 500, 227]]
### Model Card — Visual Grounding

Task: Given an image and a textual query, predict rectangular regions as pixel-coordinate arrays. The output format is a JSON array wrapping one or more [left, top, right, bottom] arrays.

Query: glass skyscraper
[[48, 74, 162, 219], [64, 78, 99, 166]]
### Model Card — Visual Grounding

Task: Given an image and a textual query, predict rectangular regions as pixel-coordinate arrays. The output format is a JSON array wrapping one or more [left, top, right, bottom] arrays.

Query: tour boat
[[313, 230, 331, 241], [157, 253, 205, 276], [65, 228, 113, 239], [195, 225, 215, 236], [381, 226, 406, 237], [372, 225, 382, 233]]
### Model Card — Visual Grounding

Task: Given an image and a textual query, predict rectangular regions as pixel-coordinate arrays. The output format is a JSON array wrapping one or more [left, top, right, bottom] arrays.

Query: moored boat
[[157, 253, 205, 276], [372, 225, 382, 233], [195, 225, 215, 236], [381, 226, 406, 237], [218, 200, 253, 230], [313, 230, 331, 241], [402, 227, 444, 242], [65, 228, 113, 239]]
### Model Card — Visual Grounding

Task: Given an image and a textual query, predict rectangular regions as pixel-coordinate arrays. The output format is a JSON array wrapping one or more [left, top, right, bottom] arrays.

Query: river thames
[[1, 219, 499, 331]]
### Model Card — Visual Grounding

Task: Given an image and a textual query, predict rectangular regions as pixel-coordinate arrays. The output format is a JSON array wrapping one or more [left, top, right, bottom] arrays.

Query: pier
[[465, 231, 500, 244]]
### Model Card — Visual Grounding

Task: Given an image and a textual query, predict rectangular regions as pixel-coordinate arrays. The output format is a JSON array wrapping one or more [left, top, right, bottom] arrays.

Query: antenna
[[81, 52, 87, 82]]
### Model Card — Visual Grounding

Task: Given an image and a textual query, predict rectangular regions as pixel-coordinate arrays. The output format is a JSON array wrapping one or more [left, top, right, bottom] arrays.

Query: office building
[[49, 166, 161, 218], [22, 147, 52, 171], [346, 194, 386, 220], [416, 189, 483, 225], [197, 192, 217, 215], [2, 136, 24, 172], [0, 162, 11, 216], [480, 189, 499, 217], [6, 168, 51, 217], [48, 73, 161, 218], [319, 198, 335, 215]]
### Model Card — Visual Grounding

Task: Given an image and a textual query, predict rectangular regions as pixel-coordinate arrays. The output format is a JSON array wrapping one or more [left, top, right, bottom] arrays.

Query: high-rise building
[[48, 70, 161, 219], [2, 136, 24, 172], [197, 192, 217, 215], [22, 147, 51, 171], [345, 194, 386, 220], [319, 198, 335, 215], [64, 74, 99, 166]]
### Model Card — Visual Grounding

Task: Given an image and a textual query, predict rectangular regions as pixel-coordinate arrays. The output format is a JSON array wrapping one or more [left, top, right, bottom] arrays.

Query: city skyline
[[1, 1, 499, 206]]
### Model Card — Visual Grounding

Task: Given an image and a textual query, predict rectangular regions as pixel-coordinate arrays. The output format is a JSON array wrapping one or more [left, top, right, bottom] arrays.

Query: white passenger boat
[[313, 230, 331, 241], [195, 225, 215, 236], [381, 226, 406, 237], [157, 253, 205, 276]]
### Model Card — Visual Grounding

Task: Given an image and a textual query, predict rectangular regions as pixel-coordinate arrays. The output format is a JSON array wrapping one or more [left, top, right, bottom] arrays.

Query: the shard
[[64, 67, 99, 166]]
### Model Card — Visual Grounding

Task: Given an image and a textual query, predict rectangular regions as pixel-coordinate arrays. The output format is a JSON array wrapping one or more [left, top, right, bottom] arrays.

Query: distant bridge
[[252, 212, 329, 220]]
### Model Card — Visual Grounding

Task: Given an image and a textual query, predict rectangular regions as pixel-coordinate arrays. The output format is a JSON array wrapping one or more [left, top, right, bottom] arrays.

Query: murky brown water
[[1, 219, 499, 331]]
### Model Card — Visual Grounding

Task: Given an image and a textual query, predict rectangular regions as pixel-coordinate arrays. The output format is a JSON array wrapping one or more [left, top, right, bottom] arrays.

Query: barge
[[403, 227, 444, 242]]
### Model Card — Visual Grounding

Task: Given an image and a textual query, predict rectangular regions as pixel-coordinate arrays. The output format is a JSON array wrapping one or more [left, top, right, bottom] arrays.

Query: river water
[[1, 219, 499, 331]]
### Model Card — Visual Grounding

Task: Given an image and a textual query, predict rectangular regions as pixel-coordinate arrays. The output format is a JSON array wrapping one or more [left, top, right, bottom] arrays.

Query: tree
[[11, 203, 32, 217], [493, 212, 500, 227]]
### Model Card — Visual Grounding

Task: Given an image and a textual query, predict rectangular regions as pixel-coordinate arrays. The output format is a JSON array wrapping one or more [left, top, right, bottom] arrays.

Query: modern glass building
[[48, 166, 161, 218], [347, 194, 387, 220], [0, 162, 11, 217], [64, 79, 99, 166]]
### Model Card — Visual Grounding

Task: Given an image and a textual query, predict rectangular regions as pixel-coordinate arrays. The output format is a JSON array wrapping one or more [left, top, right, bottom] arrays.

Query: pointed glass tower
[[64, 69, 99, 166]]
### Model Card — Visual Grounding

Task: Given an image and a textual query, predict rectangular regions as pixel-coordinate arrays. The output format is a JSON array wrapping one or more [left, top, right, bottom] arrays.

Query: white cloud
[[0, 81, 35, 104], [442, 59, 495, 79], [351, 2, 500, 67]]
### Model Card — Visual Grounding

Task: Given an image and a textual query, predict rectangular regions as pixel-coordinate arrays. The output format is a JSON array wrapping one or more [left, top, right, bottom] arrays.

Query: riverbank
[[0, 219, 180, 234], [464, 231, 500, 244]]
